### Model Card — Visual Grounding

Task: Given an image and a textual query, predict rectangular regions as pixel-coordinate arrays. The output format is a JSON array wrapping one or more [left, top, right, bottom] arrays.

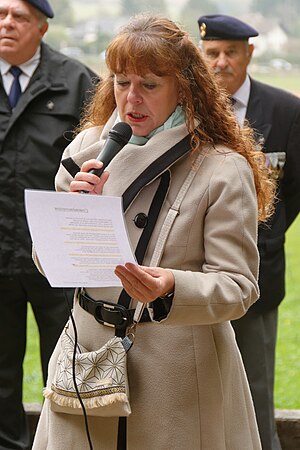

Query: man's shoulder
[[250, 77, 300, 108]]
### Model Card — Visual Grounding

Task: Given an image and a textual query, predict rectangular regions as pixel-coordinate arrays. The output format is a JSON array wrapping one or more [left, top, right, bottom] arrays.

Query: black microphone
[[89, 122, 132, 177]]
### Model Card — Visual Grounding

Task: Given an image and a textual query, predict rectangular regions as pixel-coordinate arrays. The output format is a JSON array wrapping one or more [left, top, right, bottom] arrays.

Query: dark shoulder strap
[[122, 134, 191, 211], [117, 134, 192, 311], [117, 171, 171, 313]]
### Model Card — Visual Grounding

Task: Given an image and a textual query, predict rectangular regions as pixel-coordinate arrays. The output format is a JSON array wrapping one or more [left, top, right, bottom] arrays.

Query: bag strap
[[117, 135, 193, 315], [122, 133, 192, 211], [133, 151, 205, 322], [115, 171, 171, 335]]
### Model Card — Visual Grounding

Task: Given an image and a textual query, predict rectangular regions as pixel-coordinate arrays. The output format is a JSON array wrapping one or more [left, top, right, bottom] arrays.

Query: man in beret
[[198, 13, 300, 450], [0, 0, 98, 448]]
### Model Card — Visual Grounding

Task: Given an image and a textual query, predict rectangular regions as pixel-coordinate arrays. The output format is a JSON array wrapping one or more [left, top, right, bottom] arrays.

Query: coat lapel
[[246, 78, 272, 148], [61, 110, 192, 204], [102, 112, 191, 199]]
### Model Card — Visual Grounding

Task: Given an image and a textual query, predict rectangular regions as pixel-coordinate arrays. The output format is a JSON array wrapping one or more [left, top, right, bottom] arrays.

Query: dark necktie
[[230, 96, 236, 107], [9, 66, 22, 108]]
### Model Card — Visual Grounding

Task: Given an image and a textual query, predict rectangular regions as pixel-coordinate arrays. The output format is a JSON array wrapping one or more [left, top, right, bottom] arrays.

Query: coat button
[[134, 213, 148, 228]]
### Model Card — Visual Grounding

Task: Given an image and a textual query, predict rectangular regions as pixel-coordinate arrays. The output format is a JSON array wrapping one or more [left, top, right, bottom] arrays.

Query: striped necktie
[[9, 66, 22, 108]]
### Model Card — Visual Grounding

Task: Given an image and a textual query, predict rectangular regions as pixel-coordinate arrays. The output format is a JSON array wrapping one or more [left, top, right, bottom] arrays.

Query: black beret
[[198, 14, 258, 41], [25, 0, 54, 18]]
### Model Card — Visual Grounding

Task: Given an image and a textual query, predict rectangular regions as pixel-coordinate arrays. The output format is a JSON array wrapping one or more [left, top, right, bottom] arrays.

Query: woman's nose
[[127, 87, 142, 104]]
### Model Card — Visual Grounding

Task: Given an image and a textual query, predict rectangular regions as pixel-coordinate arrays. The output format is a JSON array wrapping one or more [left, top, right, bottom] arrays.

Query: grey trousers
[[232, 308, 282, 450]]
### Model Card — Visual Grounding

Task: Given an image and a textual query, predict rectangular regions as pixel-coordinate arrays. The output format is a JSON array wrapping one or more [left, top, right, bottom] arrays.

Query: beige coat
[[33, 113, 262, 449]]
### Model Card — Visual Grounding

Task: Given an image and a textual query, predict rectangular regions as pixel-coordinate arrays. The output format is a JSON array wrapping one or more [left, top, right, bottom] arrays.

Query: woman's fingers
[[81, 159, 103, 173], [69, 160, 109, 194], [114, 263, 174, 303], [114, 264, 151, 302]]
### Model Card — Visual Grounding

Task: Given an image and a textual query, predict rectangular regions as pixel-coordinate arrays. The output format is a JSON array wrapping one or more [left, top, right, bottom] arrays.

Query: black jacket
[[247, 78, 300, 313], [0, 42, 98, 275]]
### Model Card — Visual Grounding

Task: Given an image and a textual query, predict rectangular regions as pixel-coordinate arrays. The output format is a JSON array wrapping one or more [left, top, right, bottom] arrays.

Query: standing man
[[0, 0, 98, 448], [198, 14, 300, 450]]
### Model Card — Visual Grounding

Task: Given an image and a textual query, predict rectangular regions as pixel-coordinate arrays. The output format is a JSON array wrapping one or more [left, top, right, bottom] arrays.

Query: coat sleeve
[[160, 153, 260, 326], [54, 127, 103, 192]]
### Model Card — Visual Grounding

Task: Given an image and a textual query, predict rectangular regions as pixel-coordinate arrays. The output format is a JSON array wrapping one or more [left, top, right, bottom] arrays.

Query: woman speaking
[[33, 14, 274, 450]]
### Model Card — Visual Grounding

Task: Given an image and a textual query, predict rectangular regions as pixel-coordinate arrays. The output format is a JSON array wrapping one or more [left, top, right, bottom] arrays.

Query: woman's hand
[[70, 159, 109, 195], [114, 262, 175, 304]]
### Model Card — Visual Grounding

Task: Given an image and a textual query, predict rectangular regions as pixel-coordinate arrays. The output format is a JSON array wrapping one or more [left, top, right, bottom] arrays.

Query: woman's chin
[[131, 126, 150, 137]]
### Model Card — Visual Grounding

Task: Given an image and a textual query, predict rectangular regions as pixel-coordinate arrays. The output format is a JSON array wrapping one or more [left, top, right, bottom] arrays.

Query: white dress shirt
[[0, 47, 41, 95], [231, 75, 251, 127]]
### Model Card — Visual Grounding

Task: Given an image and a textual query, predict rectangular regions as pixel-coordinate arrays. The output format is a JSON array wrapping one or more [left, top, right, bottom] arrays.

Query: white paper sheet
[[25, 190, 136, 287]]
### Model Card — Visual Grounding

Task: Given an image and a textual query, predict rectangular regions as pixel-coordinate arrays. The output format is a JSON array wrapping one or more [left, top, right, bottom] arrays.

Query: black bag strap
[[122, 133, 191, 211], [115, 170, 170, 332], [117, 133, 192, 313]]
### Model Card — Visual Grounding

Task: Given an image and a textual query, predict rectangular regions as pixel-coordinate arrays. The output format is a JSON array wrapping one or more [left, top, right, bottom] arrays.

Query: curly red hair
[[79, 14, 275, 222]]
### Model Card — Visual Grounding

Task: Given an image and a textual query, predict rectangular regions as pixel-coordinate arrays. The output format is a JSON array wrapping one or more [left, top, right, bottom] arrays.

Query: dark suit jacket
[[0, 42, 98, 276], [246, 78, 300, 313]]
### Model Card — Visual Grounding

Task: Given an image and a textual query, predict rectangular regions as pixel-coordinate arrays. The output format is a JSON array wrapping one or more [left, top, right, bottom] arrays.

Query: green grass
[[249, 71, 300, 409], [250, 70, 300, 95], [23, 308, 43, 403], [275, 216, 300, 409]]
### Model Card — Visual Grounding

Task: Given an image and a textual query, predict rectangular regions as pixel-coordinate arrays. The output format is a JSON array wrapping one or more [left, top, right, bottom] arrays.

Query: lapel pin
[[47, 100, 54, 110]]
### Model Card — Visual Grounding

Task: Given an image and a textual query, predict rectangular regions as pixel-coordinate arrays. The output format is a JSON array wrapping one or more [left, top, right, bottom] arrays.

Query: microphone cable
[[64, 288, 94, 450], [59, 123, 132, 447]]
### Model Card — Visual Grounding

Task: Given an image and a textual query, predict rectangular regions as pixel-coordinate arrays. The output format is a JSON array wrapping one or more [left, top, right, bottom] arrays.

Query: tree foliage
[[252, 0, 300, 16], [251, 0, 300, 36], [180, 0, 218, 39], [50, 0, 74, 27], [121, 0, 167, 16]]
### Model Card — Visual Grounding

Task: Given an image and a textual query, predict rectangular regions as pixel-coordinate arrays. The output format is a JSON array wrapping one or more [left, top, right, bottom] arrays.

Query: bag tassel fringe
[[44, 387, 128, 409]]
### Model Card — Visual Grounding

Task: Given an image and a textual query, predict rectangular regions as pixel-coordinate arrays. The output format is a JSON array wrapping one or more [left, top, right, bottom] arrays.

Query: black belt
[[78, 290, 151, 329]]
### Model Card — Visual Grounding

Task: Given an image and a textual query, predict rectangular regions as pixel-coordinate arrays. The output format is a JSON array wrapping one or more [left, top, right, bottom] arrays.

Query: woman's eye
[[144, 84, 156, 90], [116, 80, 129, 87]]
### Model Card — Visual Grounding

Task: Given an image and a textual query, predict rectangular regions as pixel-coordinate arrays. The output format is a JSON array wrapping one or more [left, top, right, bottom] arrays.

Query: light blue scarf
[[115, 105, 186, 146]]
